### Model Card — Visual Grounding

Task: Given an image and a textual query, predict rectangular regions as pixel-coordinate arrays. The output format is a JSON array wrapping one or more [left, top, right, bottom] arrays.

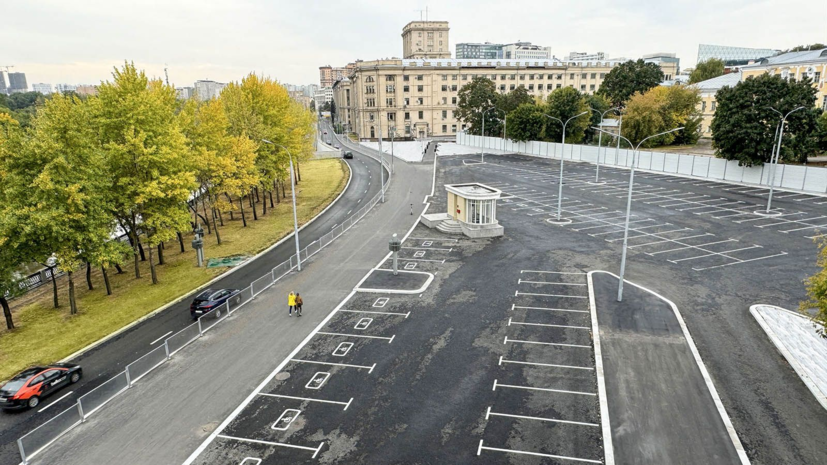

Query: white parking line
[[498, 356, 594, 370], [316, 331, 395, 343], [511, 304, 589, 314], [504, 336, 591, 348], [515, 291, 587, 298], [477, 440, 602, 463], [493, 379, 596, 396], [216, 435, 324, 459], [486, 406, 599, 427], [520, 270, 586, 275], [627, 233, 713, 249], [257, 393, 353, 410], [669, 245, 761, 263], [290, 359, 377, 373], [518, 279, 587, 286], [508, 318, 589, 330], [648, 239, 738, 255], [339, 309, 411, 318]]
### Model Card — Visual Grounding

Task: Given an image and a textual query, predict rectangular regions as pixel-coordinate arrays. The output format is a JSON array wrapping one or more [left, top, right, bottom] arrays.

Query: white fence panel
[[803, 166, 827, 193], [742, 166, 764, 185], [581, 145, 599, 163], [708, 159, 727, 180], [637, 151, 652, 169], [663, 153, 679, 173], [692, 156, 710, 177], [780, 165, 807, 190], [723, 160, 743, 182], [677, 155, 694, 175]]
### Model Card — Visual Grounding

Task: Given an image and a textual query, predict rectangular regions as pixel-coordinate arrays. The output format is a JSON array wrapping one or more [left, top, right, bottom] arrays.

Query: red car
[[0, 364, 82, 410]]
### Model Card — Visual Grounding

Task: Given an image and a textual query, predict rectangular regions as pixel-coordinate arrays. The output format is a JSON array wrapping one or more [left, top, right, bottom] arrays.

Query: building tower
[[401, 21, 451, 59]]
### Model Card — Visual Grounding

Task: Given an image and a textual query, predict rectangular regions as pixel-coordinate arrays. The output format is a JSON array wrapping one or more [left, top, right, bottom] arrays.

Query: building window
[[580, 84, 586, 91], [589, 84, 595, 91], [451, 85, 457, 91], [386, 85, 395, 92], [462, 75, 468, 80], [365, 85, 375, 94], [403, 85, 410, 92], [404, 98, 410, 106], [403, 75, 410, 82], [416, 75, 424, 81], [386, 98, 394, 106], [499, 84, 506, 92], [510, 74, 516, 80], [370, 127, 375, 138], [442, 97, 447, 104], [404, 112, 410, 120], [823, 95, 827, 110], [538, 74, 544, 80], [417, 97, 423, 105], [537, 84, 543, 91], [442, 110, 447, 119], [387, 112, 395, 121], [452, 124, 457, 132], [711, 101, 716, 111], [702, 101, 706, 112], [529, 74, 535, 80], [556, 74, 563, 80], [442, 75, 448, 80], [570, 73, 575, 80], [510, 84, 516, 90], [405, 125, 411, 134], [442, 85, 448, 91], [528, 84, 534, 91], [365, 76, 374, 82], [418, 111, 424, 119], [452, 75, 458, 80], [386, 75, 395, 81], [452, 97, 457, 104], [366, 98, 375, 107], [492, 75, 497, 81], [466, 199, 495, 225], [600, 73, 606, 79], [417, 85, 424, 92], [556, 84, 562, 89], [519, 75, 525, 80], [590, 73, 596, 79], [442, 124, 447, 133], [369, 113, 375, 121], [581, 73, 587, 79]]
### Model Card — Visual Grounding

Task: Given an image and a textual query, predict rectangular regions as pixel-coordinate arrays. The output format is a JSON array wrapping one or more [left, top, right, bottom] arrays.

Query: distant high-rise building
[[76, 85, 98, 97], [402, 20, 450, 59], [643, 52, 681, 78], [501, 42, 553, 60], [8, 72, 28, 93], [32, 83, 52, 94], [0, 73, 6, 94], [697, 44, 780, 67], [176, 86, 194, 100], [194, 80, 226, 101], [455, 42, 503, 59], [304, 84, 319, 98], [568, 51, 606, 61], [54, 83, 78, 94], [314, 87, 334, 106], [319, 65, 357, 87]]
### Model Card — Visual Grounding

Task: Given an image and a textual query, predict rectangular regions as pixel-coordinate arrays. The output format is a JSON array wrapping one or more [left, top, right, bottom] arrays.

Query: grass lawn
[[0, 158, 348, 382]]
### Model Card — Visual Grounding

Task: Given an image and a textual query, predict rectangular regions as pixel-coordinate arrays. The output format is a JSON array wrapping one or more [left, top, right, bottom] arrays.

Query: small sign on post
[[388, 233, 402, 275]]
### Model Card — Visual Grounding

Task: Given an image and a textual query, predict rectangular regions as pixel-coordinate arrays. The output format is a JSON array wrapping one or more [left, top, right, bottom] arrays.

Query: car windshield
[[1, 380, 26, 392]]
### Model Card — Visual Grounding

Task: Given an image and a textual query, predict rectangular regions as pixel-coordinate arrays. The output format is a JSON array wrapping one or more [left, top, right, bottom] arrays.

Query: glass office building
[[697, 44, 779, 66], [455, 42, 503, 59]]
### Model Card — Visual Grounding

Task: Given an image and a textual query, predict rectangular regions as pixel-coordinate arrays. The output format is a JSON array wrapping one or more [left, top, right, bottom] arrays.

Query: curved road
[[0, 132, 386, 465]]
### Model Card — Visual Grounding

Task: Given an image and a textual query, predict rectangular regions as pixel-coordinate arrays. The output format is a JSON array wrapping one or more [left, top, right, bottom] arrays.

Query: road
[[0, 130, 385, 465]]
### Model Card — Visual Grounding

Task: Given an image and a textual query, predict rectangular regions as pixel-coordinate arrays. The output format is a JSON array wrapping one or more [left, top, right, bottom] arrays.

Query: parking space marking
[[486, 406, 600, 427], [628, 233, 713, 249], [258, 393, 353, 411], [290, 359, 376, 373], [402, 246, 453, 251], [271, 409, 302, 431], [240, 458, 262, 465], [515, 291, 587, 298], [404, 262, 417, 270], [304, 372, 331, 390], [332, 342, 353, 356], [354, 318, 373, 330], [518, 279, 586, 286], [216, 435, 324, 459], [669, 245, 762, 263], [648, 239, 738, 255], [477, 440, 602, 463], [340, 309, 411, 318], [373, 297, 389, 307], [504, 336, 591, 348], [493, 379, 596, 396], [317, 331, 394, 343], [511, 304, 589, 313], [498, 356, 593, 370], [690, 252, 789, 271], [507, 317, 589, 330]]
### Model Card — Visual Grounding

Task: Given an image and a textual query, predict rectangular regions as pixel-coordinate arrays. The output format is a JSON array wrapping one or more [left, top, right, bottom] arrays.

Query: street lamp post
[[481, 106, 499, 163], [389, 126, 396, 174], [262, 139, 303, 271], [763, 106, 805, 215], [377, 112, 385, 203], [544, 111, 589, 224], [590, 106, 621, 184], [592, 127, 684, 301]]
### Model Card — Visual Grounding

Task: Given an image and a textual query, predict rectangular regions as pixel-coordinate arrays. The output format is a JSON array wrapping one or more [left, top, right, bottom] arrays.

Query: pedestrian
[[288, 291, 296, 317], [296, 293, 303, 317]]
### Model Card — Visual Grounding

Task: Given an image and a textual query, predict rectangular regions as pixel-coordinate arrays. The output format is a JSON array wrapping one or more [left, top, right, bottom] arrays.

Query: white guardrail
[[457, 132, 827, 195], [16, 146, 393, 464]]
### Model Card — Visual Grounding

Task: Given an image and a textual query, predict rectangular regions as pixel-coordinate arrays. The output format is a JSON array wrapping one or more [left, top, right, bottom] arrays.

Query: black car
[[190, 288, 242, 319], [1, 364, 82, 410], [343, 151, 353, 159]]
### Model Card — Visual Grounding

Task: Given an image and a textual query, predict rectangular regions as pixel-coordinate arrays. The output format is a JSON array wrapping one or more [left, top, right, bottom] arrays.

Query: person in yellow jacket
[[288, 291, 296, 317]]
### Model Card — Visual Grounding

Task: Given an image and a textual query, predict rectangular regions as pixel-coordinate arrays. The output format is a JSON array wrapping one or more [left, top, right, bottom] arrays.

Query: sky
[[1, 0, 823, 90]]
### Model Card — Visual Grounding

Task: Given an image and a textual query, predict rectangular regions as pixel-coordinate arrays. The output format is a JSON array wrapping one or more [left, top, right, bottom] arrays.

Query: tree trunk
[[212, 208, 222, 245], [202, 194, 211, 234], [177, 232, 185, 253], [251, 190, 259, 221], [262, 190, 267, 216], [148, 239, 158, 285], [1, 296, 13, 330], [101, 266, 112, 296], [49, 266, 59, 308], [281, 178, 286, 197], [86, 261, 93, 290], [115, 263, 124, 274], [249, 190, 255, 209], [296, 160, 301, 182], [255, 187, 260, 203], [275, 179, 281, 203], [138, 241, 146, 261], [131, 232, 141, 278], [239, 197, 247, 227], [157, 243, 165, 265], [269, 190, 275, 208], [68, 271, 78, 315]]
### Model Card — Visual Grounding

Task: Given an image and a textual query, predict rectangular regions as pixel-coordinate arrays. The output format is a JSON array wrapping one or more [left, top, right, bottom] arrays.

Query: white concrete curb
[[57, 159, 354, 365], [749, 304, 827, 412], [591, 271, 750, 465], [586, 272, 614, 465], [355, 270, 434, 294]]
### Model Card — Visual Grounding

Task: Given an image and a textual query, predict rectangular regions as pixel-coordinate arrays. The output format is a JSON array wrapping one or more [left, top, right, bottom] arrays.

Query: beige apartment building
[[402, 21, 450, 59], [319, 63, 358, 87], [333, 57, 678, 140]]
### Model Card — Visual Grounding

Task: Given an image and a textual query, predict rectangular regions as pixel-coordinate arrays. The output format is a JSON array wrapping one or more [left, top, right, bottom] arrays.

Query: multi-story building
[[194, 80, 226, 101], [8, 72, 28, 93], [319, 64, 358, 87], [55, 83, 77, 94], [176, 86, 194, 100], [304, 84, 319, 98], [697, 44, 779, 67], [75, 85, 98, 97], [568, 52, 606, 61], [456, 42, 503, 59], [314, 87, 334, 106], [402, 21, 450, 59], [0, 73, 7, 94], [501, 42, 553, 60], [643, 52, 680, 78], [694, 71, 741, 136], [32, 83, 52, 94], [741, 48, 827, 109]]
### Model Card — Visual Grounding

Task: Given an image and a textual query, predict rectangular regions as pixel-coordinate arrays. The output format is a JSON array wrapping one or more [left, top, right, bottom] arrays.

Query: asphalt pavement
[[0, 141, 385, 465]]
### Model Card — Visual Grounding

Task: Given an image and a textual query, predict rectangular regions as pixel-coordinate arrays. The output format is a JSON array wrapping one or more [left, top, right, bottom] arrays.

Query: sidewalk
[[27, 158, 432, 465], [590, 271, 747, 465]]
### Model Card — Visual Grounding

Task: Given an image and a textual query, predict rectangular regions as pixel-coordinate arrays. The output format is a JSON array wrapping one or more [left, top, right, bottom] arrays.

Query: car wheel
[[215, 308, 222, 318], [70, 372, 80, 384], [27, 396, 40, 409]]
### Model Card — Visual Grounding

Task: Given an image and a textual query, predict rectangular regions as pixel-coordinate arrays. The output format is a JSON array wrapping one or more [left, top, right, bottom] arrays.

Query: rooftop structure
[[697, 44, 780, 67]]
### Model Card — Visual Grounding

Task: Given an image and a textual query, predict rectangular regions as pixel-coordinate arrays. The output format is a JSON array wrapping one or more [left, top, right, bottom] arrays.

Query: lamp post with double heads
[[481, 106, 499, 163], [262, 139, 303, 271], [389, 125, 396, 174], [544, 111, 589, 224], [592, 127, 684, 301], [590, 106, 621, 184], [763, 106, 806, 215]]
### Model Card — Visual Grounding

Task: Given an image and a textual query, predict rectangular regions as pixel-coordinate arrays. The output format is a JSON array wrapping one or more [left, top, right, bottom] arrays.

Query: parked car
[[1, 364, 82, 410], [343, 151, 354, 159], [323, 131, 327, 135], [334, 144, 340, 149], [190, 288, 242, 319]]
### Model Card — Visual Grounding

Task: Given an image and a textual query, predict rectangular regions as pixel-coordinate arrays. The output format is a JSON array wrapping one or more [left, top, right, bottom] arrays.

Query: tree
[[622, 85, 701, 147], [309, 100, 316, 112], [92, 62, 196, 282], [584, 93, 612, 144], [545, 87, 591, 143], [598, 59, 664, 107], [711, 74, 819, 166], [498, 86, 534, 115], [689, 59, 725, 84], [506, 104, 545, 142], [816, 110, 827, 152], [0, 113, 26, 328], [456, 77, 500, 135], [803, 239, 827, 338]]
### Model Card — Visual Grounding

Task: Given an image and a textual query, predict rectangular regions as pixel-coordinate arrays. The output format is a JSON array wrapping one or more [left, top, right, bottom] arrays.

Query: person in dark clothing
[[296, 293, 303, 317]]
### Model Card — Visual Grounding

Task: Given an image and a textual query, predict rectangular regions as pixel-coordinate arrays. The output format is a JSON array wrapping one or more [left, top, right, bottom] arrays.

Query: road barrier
[[16, 143, 393, 464], [457, 132, 827, 195]]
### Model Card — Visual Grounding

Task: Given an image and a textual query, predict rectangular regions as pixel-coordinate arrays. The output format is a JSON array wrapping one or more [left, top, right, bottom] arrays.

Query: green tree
[[816, 110, 827, 152], [456, 77, 500, 135], [92, 62, 196, 283], [584, 93, 612, 143], [598, 59, 664, 107], [711, 74, 819, 166], [621, 85, 701, 147], [506, 103, 545, 142], [0, 113, 25, 328], [545, 87, 591, 143], [689, 59, 725, 84], [803, 239, 827, 338], [498, 86, 534, 115]]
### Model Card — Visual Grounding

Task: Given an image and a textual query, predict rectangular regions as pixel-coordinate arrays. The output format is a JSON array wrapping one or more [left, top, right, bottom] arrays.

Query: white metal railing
[[457, 132, 827, 195]]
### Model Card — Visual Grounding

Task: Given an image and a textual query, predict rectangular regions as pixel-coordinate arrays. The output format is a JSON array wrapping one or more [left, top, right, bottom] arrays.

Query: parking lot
[[187, 152, 827, 464]]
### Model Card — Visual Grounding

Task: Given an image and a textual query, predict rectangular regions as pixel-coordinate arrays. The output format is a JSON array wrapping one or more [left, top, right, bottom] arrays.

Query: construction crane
[[164, 64, 170, 86]]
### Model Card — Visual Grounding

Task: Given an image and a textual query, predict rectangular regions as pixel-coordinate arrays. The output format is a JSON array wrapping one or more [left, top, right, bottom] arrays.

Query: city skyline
[[0, 0, 822, 87]]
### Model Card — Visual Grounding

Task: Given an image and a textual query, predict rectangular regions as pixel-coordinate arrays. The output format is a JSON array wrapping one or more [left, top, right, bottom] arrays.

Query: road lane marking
[[150, 331, 173, 345], [37, 391, 73, 413]]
